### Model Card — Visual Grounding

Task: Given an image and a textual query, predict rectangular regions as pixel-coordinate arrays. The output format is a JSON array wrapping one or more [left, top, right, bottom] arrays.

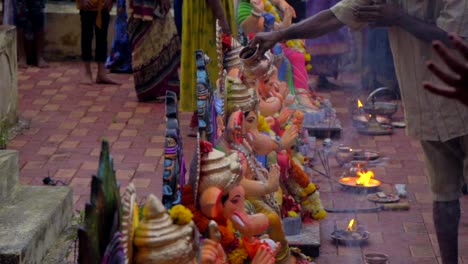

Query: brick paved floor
[[11, 62, 468, 263]]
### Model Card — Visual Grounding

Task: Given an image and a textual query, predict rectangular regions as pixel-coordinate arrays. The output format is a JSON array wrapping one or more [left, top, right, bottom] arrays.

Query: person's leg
[[421, 138, 465, 264], [15, 0, 28, 68], [31, 0, 48, 68], [95, 10, 118, 84], [433, 200, 460, 264], [80, 10, 96, 84], [16, 27, 28, 68]]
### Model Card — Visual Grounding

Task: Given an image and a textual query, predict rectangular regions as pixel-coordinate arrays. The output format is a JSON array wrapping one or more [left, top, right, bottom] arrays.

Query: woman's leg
[[80, 10, 96, 84], [95, 10, 119, 84]]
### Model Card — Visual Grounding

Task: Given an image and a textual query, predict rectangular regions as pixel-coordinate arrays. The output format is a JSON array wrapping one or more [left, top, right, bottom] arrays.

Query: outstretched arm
[[354, 4, 451, 46], [206, 0, 231, 35]]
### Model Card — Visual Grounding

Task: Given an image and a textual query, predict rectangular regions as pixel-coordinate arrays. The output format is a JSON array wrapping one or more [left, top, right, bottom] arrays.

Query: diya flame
[[356, 170, 375, 186], [347, 218, 357, 231], [357, 99, 364, 108]]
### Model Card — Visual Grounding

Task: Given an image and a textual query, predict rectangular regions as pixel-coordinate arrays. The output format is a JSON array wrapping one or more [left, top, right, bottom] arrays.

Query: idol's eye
[[247, 117, 256, 123], [230, 198, 240, 204]]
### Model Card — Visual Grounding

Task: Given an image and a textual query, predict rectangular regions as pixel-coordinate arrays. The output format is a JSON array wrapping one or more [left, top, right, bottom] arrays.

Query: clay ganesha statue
[[181, 137, 281, 263]]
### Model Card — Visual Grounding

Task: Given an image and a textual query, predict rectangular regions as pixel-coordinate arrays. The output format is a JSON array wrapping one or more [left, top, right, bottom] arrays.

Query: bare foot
[[18, 56, 28, 69], [81, 71, 94, 85], [37, 57, 49, 68], [96, 75, 120, 85]]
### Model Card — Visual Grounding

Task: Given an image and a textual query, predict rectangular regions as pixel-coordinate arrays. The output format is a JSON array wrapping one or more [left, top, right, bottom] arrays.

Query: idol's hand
[[267, 164, 280, 193], [251, 243, 280, 264], [277, 0, 296, 18], [200, 239, 227, 264], [281, 124, 299, 149], [251, 0, 265, 13]]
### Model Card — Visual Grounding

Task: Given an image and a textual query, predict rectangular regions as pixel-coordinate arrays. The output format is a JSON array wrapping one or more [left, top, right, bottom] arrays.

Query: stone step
[[0, 185, 73, 264], [0, 150, 19, 200], [286, 221, 321, 258]]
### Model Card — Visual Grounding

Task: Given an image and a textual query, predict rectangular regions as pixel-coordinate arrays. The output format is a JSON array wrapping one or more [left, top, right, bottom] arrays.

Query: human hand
[[423, 34, 468, 107], [353, 4, 403, 27], [281, 124, 299, 149], [267, 164, 280, 193], [251, 242, 280, 264], [200, 239, 227, 264], [248, 31, 284, 60]]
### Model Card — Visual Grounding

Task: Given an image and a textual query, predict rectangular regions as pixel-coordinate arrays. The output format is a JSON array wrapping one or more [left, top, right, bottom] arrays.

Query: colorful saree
[[106, 0, 132, 73], [179, 0, 237, 112], [127, 2, 180, 102]]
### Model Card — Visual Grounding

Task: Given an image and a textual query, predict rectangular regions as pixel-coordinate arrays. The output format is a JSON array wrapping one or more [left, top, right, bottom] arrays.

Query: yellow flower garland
[[257, 114, 271, 133], [225, 221, 249, 264], [169, 204, 193, 225], [263, 0, 281, 22], [227, 239, 249, 264]]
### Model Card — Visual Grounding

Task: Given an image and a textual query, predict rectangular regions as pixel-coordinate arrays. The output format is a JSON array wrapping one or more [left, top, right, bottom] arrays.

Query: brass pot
[[335, 146, 353, 167], [240, 46, 274, 80], [365, 253, 388, 264]]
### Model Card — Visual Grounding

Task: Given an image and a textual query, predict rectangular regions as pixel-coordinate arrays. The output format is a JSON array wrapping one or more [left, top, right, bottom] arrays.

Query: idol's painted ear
[[199, 186, 223, 218]]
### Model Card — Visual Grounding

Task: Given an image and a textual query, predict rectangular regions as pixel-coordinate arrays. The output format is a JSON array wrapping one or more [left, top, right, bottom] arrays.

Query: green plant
[[0, 103, 12, 149], [64, 210, 85, 264], [0, 119, 10, 150]]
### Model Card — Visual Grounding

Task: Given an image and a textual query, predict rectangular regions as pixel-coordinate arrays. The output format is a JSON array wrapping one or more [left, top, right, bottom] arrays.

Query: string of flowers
[[181, 185, 249, 263]]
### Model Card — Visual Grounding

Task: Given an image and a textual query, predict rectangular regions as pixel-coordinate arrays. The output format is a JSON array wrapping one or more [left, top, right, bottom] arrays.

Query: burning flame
[[357, 99, 364, 108], [356, 170, 374, 186], [347, 218, 357, 231]]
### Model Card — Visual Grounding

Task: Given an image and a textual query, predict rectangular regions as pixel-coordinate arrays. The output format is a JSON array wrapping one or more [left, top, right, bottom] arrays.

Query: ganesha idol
[[119, 180, 277, 264], [218, 75, 326, 222], [182, 137, 281, 264]]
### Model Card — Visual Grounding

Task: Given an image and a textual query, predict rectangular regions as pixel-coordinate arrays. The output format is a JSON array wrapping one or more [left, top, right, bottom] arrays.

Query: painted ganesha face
[[243, 111, 258, 135], [221, 185, 246, 221], [221, 185, 269, 238]]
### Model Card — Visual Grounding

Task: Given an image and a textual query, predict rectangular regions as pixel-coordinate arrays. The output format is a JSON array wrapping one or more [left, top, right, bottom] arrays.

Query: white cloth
[[331, 0, 468, 141]]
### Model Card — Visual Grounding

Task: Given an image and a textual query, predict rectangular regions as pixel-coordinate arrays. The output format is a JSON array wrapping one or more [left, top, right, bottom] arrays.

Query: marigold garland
[[288, 211, 299, 217], [227, 238, 249, 264], [288, 158, 310, 188], [304, 183, 316, 195], [169, 204, 193, 225], [257, 114, 271, 133], [313, 209, 327, 220]]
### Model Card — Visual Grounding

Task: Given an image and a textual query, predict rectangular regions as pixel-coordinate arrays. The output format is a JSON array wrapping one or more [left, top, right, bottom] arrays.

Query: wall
[[0, 25, 18, 125], [44, 3, 117, 60]]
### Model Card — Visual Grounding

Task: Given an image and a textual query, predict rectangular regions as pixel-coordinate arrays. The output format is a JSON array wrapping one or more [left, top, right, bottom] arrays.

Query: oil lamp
[[331, 218, 370, 246]]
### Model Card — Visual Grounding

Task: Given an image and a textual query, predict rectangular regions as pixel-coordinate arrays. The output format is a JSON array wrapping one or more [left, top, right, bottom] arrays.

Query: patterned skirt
[[128, 13, 181, 101]]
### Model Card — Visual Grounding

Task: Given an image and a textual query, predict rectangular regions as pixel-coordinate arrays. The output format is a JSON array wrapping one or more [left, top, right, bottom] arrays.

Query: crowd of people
[[2, 0, 468, 263]]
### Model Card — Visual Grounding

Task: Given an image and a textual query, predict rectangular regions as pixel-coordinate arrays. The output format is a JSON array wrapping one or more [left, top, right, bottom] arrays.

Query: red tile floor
[[10, 62, 468, 263]]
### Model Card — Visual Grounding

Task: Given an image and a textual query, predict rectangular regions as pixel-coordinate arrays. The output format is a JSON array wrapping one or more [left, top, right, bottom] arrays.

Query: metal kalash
[[357, 87, 398, 135]]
